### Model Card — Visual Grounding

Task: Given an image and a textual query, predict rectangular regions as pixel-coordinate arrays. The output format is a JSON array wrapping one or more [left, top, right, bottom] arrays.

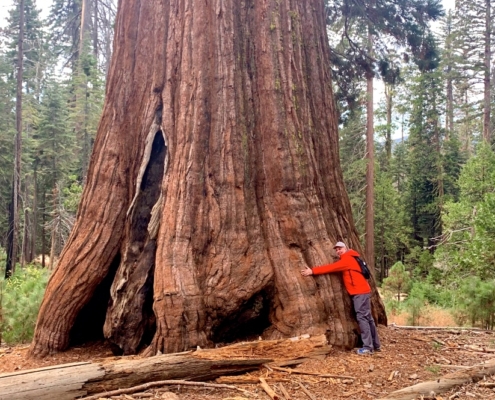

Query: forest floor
[[1, 312, 495, 400]]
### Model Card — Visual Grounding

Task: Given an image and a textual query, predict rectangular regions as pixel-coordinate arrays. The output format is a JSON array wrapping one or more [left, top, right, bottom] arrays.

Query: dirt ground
[[1, 325, 495, 400]]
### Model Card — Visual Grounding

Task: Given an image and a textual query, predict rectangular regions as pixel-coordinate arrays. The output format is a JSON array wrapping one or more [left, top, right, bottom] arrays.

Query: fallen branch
[[267, 365, 355, 380], [464, 345, 495, 353], [216, 376, 290, 384], [298, 382, 317, 400], [479, 382, 495, 388], [80, 379, 249, 400], [390, 324, 494, 333], [342, 388, 366, 398], [377, 358, 495, 400], [259, 377, 279, 400], [278, 383, 291, 399], [433, 364, 470, 370]]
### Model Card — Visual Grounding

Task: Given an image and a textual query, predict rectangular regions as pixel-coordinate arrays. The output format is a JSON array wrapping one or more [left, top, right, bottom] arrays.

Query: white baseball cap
[[333, 241, 346, 249]]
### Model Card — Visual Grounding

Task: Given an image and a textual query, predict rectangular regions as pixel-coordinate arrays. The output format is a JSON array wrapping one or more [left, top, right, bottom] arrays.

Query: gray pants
[[352, 293, 381, 351]]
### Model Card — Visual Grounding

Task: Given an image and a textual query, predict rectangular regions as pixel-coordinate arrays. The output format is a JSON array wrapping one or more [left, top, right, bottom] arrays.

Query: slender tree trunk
[[365, 28, 375, 273], [483, 0, 491, 143], [5, 186, 15, 278], [380, 188, 385, 281], [49, 186, 57, 270], [30, 0, 386, 358], [444, 13, 454, 140], [21, 207, 28, 267], [76, 0, 93, 181], [30, 169, 38, 262], [5, 0, 24, 278], [384, 84, 393, 163], [80, 0, 92, 55], [446, 67, 454, 140], [93, 0, 98, 58]]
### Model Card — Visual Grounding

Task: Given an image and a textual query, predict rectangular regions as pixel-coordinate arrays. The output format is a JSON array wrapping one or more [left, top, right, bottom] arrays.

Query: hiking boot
[[374, 347, 381, 352], [356, 348, 373, 355]]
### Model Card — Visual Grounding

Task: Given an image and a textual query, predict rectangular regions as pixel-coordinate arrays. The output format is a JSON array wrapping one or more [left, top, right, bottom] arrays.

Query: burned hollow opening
[[105, 130, 166, 355], [70, 131, 166, 352], [210, 289, 272, 344], [69, 252, 121, 346]]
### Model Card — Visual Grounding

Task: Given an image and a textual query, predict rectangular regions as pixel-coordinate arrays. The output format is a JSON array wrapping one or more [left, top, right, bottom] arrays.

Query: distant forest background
[[1, 0, 494, 332]]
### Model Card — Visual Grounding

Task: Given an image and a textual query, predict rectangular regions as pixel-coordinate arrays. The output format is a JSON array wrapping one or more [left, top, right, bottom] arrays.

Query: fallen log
[[377, 358, 495, 400], [0, 334, 328, 400], [0, 354, 268, 400], [389, 324, 494, 333]]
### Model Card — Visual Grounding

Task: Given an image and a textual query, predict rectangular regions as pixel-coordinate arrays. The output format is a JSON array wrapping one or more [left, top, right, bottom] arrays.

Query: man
[[301, 241, 381, 355]]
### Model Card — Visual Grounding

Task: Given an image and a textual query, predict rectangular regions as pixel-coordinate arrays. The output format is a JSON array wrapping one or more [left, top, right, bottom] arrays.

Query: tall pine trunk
[[5, 0, 24, 278], [365, 26, 375, 274], [30, 0, 386, 357], [483, 0, 491, 142]]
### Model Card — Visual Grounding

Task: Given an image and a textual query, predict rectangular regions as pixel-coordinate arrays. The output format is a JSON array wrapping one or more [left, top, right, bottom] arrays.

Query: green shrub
[[403, 283, 434, 326], [453, 276, 495, 329], [408, 280, 454, 308], [384, 297, 405, 316], [0, 266, 49, 345], [383, 261, 412, 301], [404, 295, 426, 326]]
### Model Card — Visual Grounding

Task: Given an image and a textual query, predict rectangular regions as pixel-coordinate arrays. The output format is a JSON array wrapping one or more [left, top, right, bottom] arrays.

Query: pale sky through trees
[[1, 0, 456, 28]]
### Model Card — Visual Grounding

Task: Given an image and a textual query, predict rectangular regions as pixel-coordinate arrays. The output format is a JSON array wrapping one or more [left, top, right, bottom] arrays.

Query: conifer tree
[[2, 0, 47, 273], [450, 0, 491, 149], [0, 55, 16, 252], [326, 0, 443, 269], [406, 63, 444, 249], [47, 0, 116, 73], [436, 144, 495, 283]]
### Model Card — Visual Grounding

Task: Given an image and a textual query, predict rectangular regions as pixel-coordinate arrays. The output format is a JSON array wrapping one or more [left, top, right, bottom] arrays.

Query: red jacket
[[312, 249, 370, 295]]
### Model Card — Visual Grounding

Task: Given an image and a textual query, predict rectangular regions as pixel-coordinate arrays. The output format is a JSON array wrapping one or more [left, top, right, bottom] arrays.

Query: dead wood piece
[[195, 334, 331, 368], [278, 383, 291, 400], [216, 376, 290, 384], [259, 377, 279, 400], [81, 380, 248, 400], [479, 382, 495, 387], [267, 365, 355, 380], [0, 351, 270, 400], [390, 324, 493, 333], [127, 393, 153, 398], [342, 388, 366, 398], [388, 370, 398, 381], [411, 336, 431, 342], [464, 345, 495, 353], [377, 357, 495, 400], [433, 364, 470, 370], [298, 382, 317, 400]]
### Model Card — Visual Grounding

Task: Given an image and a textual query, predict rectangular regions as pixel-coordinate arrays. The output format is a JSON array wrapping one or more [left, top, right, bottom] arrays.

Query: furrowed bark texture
[[30, 0, 386, 358]]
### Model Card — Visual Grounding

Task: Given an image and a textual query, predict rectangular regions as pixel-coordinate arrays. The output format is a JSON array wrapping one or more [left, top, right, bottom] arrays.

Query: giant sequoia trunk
[[30, 0, 386, 357]]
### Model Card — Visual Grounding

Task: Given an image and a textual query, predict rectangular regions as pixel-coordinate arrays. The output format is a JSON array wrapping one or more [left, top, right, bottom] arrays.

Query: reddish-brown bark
[[30, 0, 386, 358]]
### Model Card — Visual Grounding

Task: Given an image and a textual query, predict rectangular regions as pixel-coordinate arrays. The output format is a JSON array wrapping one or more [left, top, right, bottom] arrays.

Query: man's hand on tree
[[301, 266, 313, 276]]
